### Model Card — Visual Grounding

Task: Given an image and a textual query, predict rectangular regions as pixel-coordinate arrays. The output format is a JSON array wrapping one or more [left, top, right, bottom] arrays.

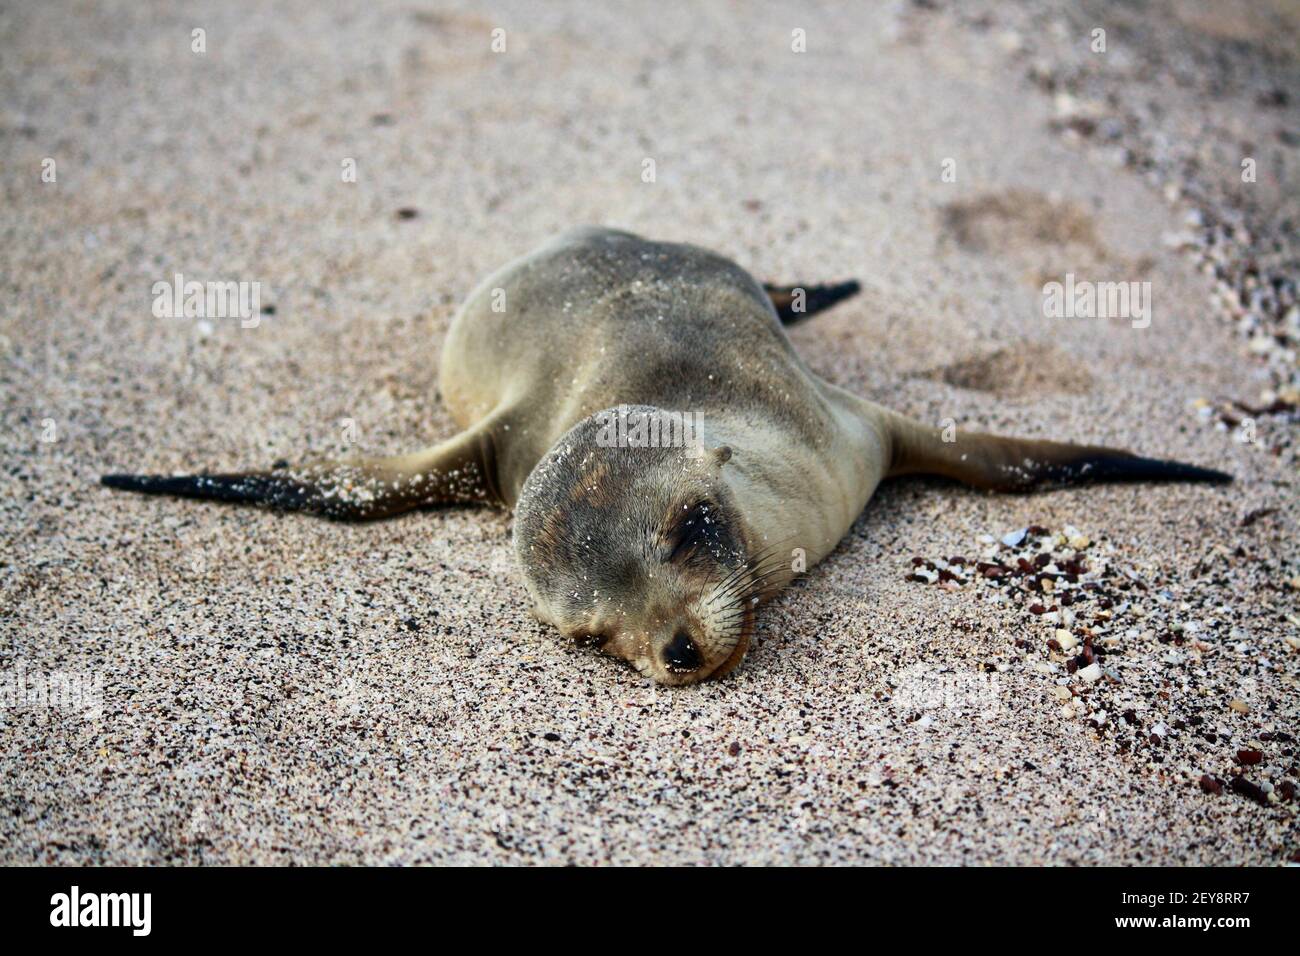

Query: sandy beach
[[1, 0, 1296, 864]]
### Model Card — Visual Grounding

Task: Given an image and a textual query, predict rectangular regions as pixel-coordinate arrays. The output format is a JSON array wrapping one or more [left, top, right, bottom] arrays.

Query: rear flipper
[[883, 412, 1231, 491], [101, 420, 504, 520], [764, 280, 861, 325]]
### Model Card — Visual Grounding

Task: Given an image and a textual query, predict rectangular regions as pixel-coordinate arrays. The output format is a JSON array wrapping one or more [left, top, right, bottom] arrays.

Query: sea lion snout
[[662, 630, 702, 673]]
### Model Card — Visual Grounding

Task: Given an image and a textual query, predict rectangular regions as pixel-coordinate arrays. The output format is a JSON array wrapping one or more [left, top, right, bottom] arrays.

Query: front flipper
[[879, 409, 1232, 492], [101, 417, 505, 520]]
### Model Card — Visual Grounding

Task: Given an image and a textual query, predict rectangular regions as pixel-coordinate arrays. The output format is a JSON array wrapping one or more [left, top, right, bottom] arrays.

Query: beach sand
[[2, 0, 1296, 864]]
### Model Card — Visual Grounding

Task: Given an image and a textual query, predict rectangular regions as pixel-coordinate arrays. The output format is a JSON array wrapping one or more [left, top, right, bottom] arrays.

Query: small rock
[[1228, 775, 1270, 807], [1078, 662, 1103, 683], [997, 31, 1023, 53], [1229, 698, 1250, 714]]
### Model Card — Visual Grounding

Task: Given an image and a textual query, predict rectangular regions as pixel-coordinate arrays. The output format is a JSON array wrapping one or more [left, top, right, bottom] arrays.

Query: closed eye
[[665, 500, 718, 562]]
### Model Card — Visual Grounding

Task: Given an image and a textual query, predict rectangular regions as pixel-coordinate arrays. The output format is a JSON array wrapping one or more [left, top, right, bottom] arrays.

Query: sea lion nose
[[663, 631, 702, 672]]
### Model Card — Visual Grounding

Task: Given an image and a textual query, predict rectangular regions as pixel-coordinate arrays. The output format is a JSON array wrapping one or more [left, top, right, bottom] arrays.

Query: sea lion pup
[[103, 227, 1231, 685]]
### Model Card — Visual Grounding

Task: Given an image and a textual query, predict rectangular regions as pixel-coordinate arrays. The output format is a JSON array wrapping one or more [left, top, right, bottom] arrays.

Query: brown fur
[[102, 227, 1229, 684]]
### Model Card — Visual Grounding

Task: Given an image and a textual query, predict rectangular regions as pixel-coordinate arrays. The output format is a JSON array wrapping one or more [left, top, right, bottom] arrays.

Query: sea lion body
[[440, 227, 883, 561], [102, 227, 1231, 684]]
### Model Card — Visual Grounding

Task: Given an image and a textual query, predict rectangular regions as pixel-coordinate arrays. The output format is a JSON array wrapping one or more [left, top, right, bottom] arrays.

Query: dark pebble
[[1228, 775, 1270, 807]]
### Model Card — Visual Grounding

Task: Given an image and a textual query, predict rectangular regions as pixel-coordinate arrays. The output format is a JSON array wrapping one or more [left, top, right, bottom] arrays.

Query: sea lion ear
[[711, 445, 732, 466]]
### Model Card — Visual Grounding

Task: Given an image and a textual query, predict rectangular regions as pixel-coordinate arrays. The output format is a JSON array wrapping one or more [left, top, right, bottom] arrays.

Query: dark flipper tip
[[1039, 455, 1234, 489], [101, 473, 211, 495], [101, 473, 158, 492], [1099, 456, 1233, 485], [766, 279, 863, 325], [1172, 463, 1234, 484], [99, 472, 291, 506], [790, 280, 862, 324]]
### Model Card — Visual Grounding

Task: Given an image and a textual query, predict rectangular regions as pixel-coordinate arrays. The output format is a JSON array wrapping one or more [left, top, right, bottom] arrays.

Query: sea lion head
[[513, 405, 765, 685]]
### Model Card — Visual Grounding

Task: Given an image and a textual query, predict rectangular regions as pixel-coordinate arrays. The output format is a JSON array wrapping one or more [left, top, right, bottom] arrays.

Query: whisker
[[710, 552, 792, 602], [710, 547, 773, 594], [705, 537, 798, 608]]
